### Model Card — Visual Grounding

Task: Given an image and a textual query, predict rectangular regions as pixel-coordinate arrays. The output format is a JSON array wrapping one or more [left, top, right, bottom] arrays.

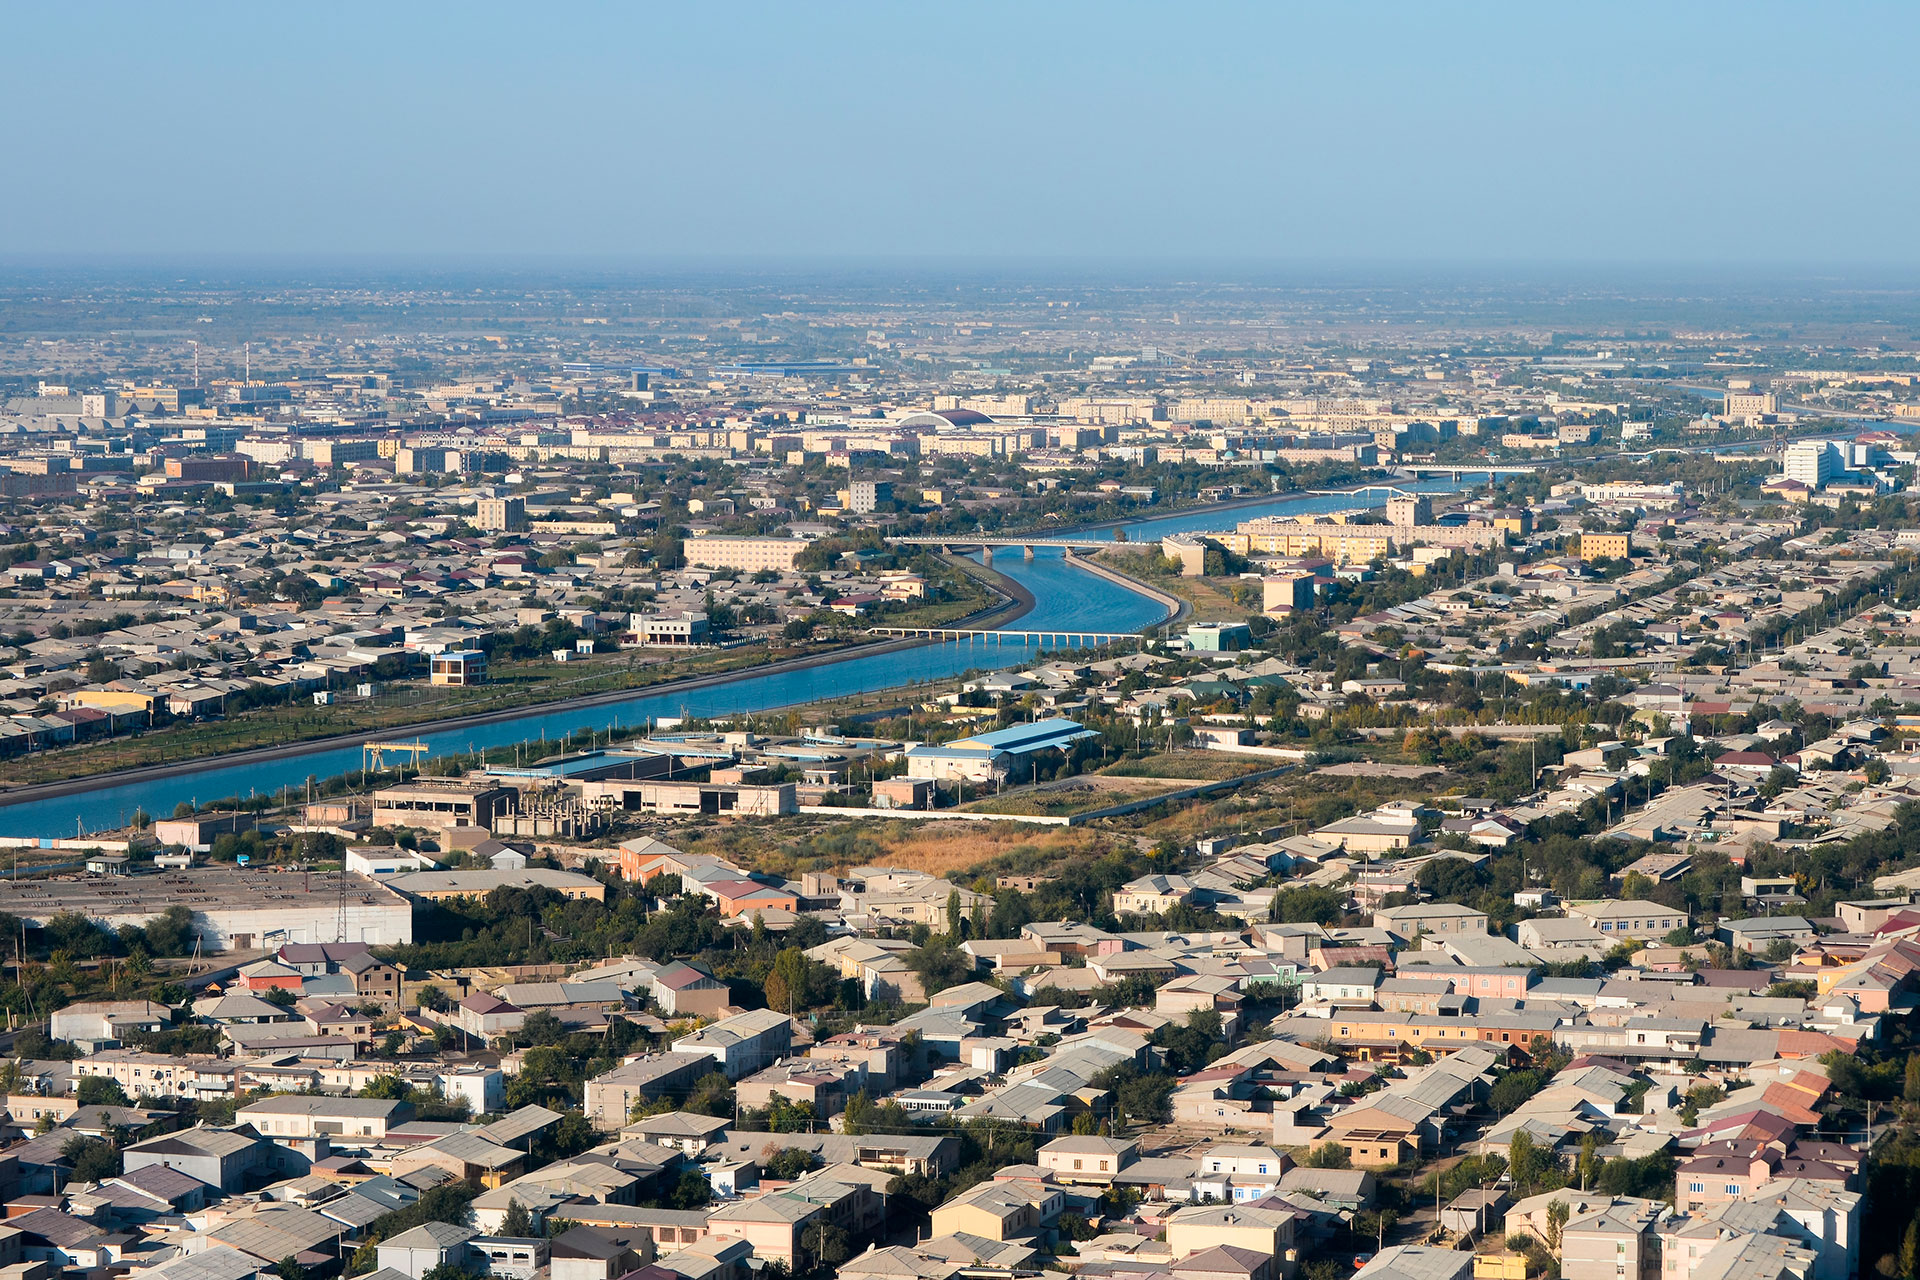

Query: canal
[[0, 479, 1465, 838]]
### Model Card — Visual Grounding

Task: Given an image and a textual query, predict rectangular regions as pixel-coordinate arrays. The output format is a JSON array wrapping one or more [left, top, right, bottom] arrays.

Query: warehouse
[[578, 778, 796, 817], [0, 866, 413, 950]]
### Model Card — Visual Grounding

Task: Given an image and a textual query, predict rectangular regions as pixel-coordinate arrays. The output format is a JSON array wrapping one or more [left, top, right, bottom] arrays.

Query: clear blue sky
[[8, 2, 1917, 265]]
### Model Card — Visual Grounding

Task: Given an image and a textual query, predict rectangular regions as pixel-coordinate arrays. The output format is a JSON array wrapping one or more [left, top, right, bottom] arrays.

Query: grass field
[[1097, 549, 1255, 619], [1101, 750, 1271, 780]]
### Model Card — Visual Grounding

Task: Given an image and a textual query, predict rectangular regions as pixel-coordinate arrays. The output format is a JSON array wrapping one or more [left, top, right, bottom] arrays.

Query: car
[[1352, 1255, 1375, 1270]]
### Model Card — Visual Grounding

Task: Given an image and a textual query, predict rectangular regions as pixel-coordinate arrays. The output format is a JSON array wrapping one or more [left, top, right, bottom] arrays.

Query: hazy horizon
[[9, 3, 1919, 265]]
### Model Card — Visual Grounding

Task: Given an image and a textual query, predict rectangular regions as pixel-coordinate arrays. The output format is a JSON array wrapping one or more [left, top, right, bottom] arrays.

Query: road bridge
[[885, 536, 1116, 559], [1395, 464, 1541, 479], [869, 625, 1144, 647]]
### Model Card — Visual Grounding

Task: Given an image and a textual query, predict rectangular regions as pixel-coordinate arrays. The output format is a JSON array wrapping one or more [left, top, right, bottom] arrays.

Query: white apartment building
[[1782, 441, 1841, 490], [682, 535, 804, 573]]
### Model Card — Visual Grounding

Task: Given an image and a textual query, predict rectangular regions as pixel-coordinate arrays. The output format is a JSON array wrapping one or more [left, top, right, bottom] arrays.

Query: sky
[[6, 2, 1918, 266]]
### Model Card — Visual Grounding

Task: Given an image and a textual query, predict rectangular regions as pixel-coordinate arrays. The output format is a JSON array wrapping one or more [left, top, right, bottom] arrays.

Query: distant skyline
[[10, 3, 1919, 265]]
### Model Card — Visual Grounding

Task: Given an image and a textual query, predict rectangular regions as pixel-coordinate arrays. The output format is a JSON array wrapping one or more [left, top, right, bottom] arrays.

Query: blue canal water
[[0, 479, 1466, 838], [0, 549, 1168, 838]]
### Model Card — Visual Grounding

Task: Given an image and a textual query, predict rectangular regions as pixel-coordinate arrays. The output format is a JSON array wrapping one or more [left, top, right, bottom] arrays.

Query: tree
[[1268, 885, 1345, 925], [946, 889, 963, 939], [765, 948, 826, 1016], [1490, 1069, 1546, 1116], [142, 906, 195, 957], [276, 1258, 309, 1280], [1301, 1141, 1351, 1169], [685, 1072, 733, 1118], [520, 1011, 566, 1046], [417, 984, 452, 1013], [77, 1076, 130, 1108], [802, 1221, 851, 1268], [501, 1199, 535, 1239], [1508, 1130, 1550, 1197], [841, 1090, 874, 1136], [1906, 1054, 1920, 1105], [670, 1168, 712, 1209], [764, 1146, 817, 1180], [63, 1135, 121, 1183], [903, 940, 971, 996], [1545, 1199, 1570, 1253]]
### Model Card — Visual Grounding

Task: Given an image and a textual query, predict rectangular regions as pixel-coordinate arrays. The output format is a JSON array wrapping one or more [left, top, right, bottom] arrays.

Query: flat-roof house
[[1373, 903, 1487, 939], [671, 1010, 793, 1080], [1566, 900, 1688, 942]]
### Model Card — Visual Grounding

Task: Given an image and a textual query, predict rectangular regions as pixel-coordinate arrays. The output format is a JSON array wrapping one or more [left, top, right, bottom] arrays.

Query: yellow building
[[1578, 532, 1631, 562], [1493, 509, 1534, 537], [67, 688, 157, 715]]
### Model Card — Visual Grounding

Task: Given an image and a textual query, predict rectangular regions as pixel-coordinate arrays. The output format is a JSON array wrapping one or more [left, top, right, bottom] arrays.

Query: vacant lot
[[964, 772, 1205, 818], [1102, 750, 1272, 781]]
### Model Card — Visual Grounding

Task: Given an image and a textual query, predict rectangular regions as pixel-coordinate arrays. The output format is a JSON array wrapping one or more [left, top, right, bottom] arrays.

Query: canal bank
[[0, 552, 1038, 817], [0, 547, 1171, 838]]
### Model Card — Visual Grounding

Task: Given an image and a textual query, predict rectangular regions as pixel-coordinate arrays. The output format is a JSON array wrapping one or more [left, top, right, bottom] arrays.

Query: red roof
[[1714, 751, 1780, 767]]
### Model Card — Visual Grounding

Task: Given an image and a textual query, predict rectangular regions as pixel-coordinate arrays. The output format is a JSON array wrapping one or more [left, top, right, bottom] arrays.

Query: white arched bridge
[[870, 625, 1145, 647]]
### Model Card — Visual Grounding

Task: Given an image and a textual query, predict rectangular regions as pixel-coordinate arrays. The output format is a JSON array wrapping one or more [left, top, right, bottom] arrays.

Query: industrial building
[[371, 778, 516, 832], [385, 868, 607, 903], [429, 651, 488, 686], [903, 718, 1097, 785], [578, 778, 797, 818], [0, 866, 414, 950]]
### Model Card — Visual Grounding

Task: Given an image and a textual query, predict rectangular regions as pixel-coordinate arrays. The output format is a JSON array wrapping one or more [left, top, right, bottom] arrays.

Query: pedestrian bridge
[[871, 625, 1144, 647]]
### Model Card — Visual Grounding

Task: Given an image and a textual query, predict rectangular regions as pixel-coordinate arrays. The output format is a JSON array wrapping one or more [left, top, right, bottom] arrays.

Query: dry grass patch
[[873, 823, 1103, 877]]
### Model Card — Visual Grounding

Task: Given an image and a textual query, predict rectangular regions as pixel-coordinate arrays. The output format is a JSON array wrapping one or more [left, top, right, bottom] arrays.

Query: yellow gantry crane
[[362, 740, 430, 777]]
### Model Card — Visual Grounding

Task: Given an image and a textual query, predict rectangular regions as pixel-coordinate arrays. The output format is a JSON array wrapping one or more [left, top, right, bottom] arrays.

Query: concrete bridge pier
[[981, 546, 993, 563], [1023, 545, 1035, 560]]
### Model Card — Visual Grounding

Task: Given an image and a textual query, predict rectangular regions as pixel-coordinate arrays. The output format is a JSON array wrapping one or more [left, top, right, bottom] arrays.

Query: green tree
[[1268, 885, 1345, 924], [764, 1147, 817, 1180], [670, 1168, 712, 1209], [362, 1074, 414, 1101], [63, 1135, 121, 1183], [1508, 1130, 1548, 1197], [803, 1222, 851, 1268], [520, 1011, 567, 1045], [501, 1199, 534, 1239], [276, 1258, 308, 1280], [1490, 1069, 1546, 1116], [77, 1076, 130, 1108], [1302, 1141, 1351, 1169], [903, 940, 971, 996], [765, 948, 825, 1016], [946, 889, 963, 939], [1546, 1199, 1569, 1253]]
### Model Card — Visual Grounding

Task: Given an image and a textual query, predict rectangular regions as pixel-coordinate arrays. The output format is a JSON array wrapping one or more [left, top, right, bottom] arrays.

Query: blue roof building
[[904, 718, 1098, 784]]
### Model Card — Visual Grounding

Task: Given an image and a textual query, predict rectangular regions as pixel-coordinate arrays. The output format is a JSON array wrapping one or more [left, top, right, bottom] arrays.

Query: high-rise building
[[847, 479, 892, 513], [1782, 441, 1840, 490], [1386, 494, 1433, 526], [476, 496, 527, 532]]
